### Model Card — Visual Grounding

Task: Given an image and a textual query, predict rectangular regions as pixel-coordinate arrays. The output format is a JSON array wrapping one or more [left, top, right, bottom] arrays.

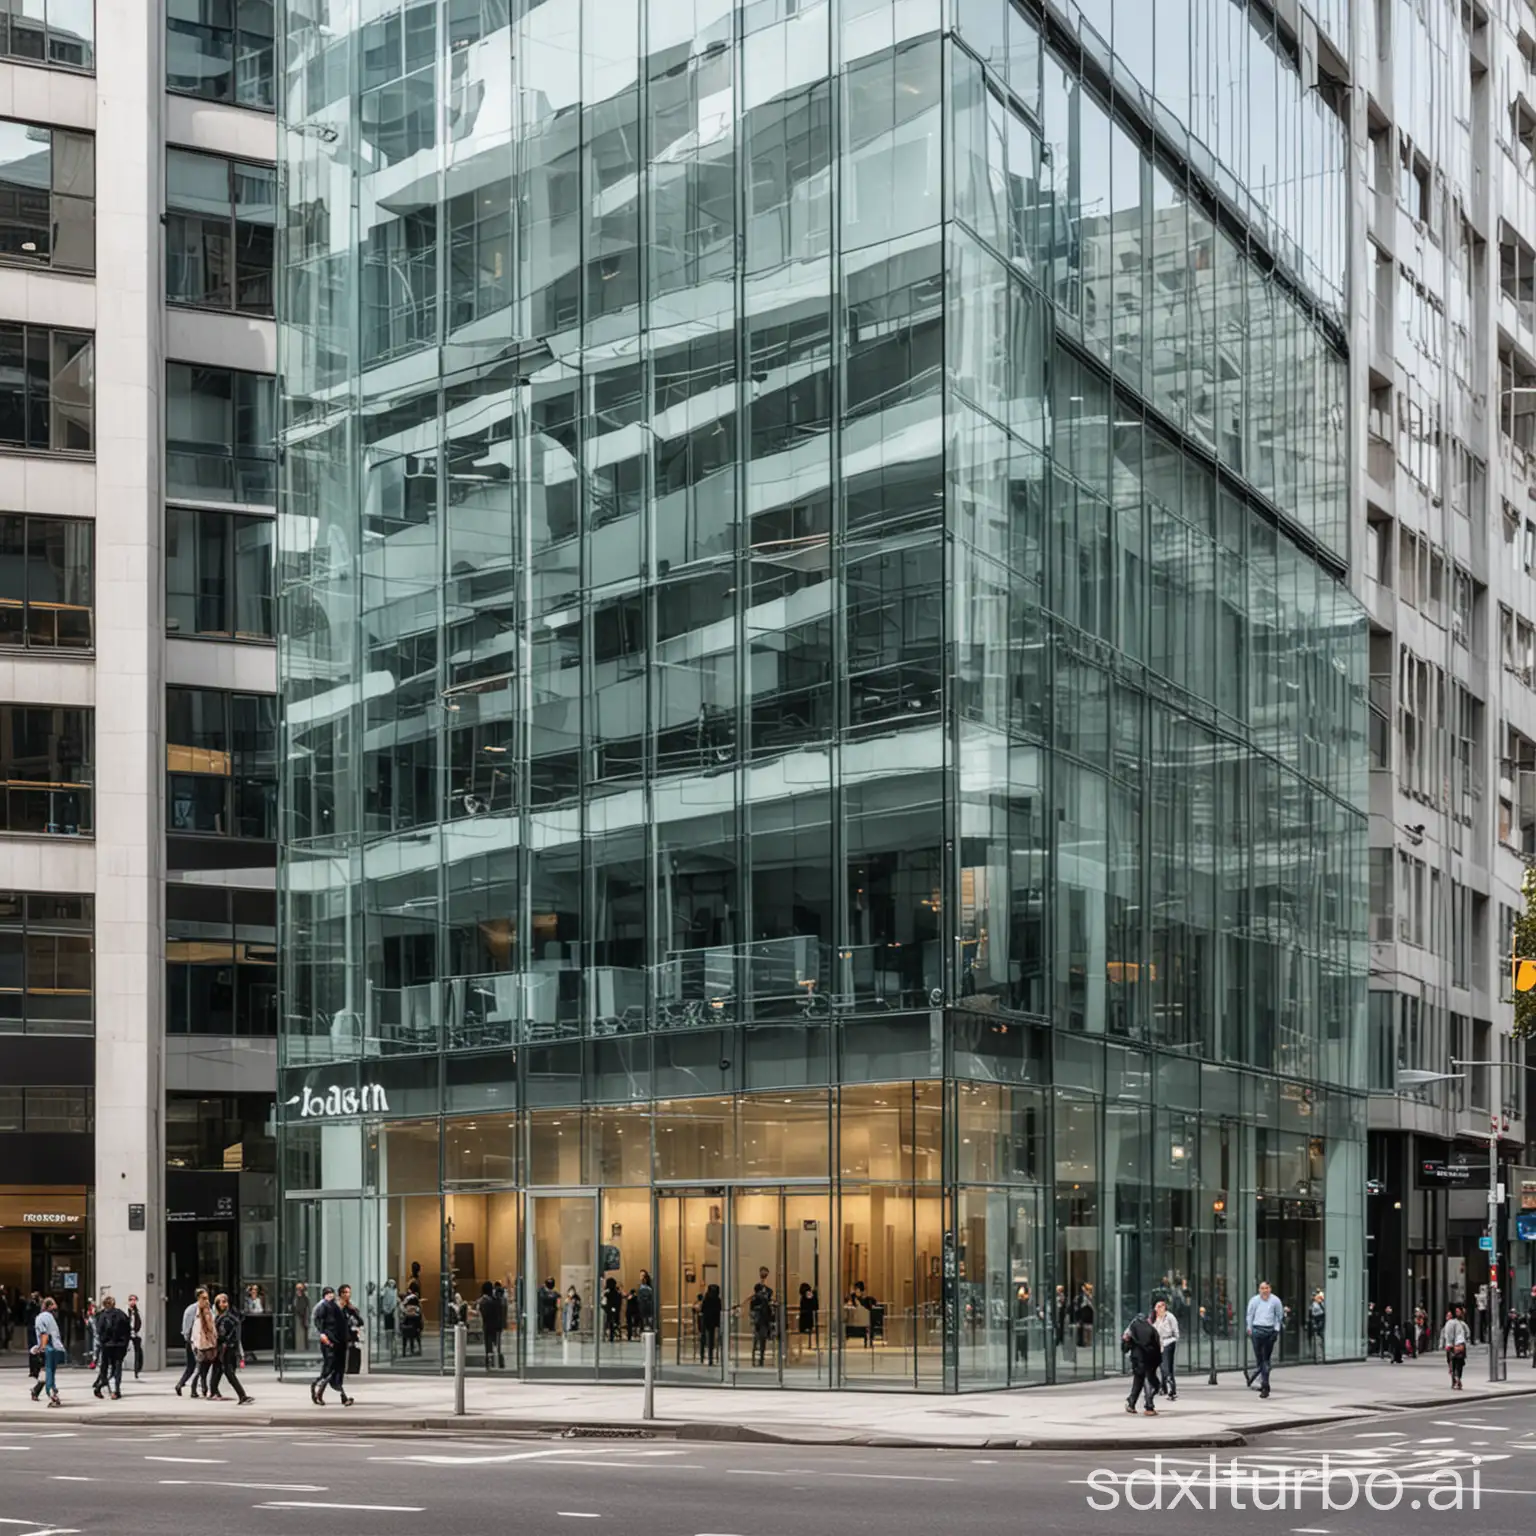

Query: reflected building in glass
[[277, 0, 1368, 1389]]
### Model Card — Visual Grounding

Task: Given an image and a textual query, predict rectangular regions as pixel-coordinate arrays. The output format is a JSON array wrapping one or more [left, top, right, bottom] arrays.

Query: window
[[167, 0, 274, 110], [165, 886, 275, 1036], [165, 507, 272, 639], [0, 704, 91, 835], [165, 1092, 276, 1170], [165, 149, 273, 313], [0, 119, 93, 271], [166, 687, 276, 840], [0, 326, 92, 453], [0, 890, 93, 1035], [0, 515, 91, 648], [0, 1086, 92, 1131], [165, 363, 275, 505], [0, 1, 93, 71]]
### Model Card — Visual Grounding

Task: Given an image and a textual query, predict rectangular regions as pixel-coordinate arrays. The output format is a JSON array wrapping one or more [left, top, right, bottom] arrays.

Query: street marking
[[144, 1456, 228, 1464], [255, 1502, 424, 1513], [50, 1477, 92, 1482], [1354, 1431, 1405, 1438], [160, 1481, 328, 1492], [556, 1516, 601, 1521], [1433, 1421, 1507, 1430], [377, 1447, 601, 1467]]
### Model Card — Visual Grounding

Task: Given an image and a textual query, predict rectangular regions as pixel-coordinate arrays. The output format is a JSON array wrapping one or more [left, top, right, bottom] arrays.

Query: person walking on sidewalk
[[29, 1297, 64, 1407], [1153, 1297, 1180, 1400], [700, 1283, 722, 1366], [126, 1294, 143, 1379], [209, 1293, 253, 1404], [309, 1287, 336, 1396], [1308, 1290, 1326, 1361], [174, 1287, 209, 1397], [1440, 1306, 1470, 1390], [1380, 1304, 1404, 1364], [91, 1294, 130, 1399], [190, 1292, 219, 1397], [312, 1283, 356, 1406], [1244, 1280, 1284, 1399], [1122, 1309, 1162, 1416]]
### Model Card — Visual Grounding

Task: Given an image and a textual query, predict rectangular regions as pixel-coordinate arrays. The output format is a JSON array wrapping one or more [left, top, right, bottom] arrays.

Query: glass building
[[277, 0, 1369, 1390]]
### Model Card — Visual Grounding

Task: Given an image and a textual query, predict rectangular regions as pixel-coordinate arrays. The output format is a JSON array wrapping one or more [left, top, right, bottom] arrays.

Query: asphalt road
[[4, 1394, 1536, 1535]]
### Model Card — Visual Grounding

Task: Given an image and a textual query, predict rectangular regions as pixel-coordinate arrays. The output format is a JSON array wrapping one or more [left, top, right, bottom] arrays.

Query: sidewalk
[[11, 1349, 1536, 1449]]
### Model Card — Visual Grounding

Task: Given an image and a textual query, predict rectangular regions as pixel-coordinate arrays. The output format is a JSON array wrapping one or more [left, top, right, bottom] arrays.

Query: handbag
[[196, 1346, 217, 1363], [347, 1344, 362, 1375], [1452, 1341, 1467, 1357]]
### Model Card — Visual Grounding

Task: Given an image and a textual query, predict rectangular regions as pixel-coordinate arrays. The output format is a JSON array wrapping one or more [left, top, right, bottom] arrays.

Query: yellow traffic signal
[[1515, 957, 1536, 993]]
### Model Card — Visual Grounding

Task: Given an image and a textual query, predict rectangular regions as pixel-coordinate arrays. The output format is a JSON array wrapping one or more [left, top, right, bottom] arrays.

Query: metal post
[[1490, 1120, 1504, 1383], [643, 1328, 656, 1420], [454, 1320, 467, 1415]]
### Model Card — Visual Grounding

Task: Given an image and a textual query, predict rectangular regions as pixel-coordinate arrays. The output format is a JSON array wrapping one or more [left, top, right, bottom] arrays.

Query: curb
[[15, 1381, 1536, 1452]]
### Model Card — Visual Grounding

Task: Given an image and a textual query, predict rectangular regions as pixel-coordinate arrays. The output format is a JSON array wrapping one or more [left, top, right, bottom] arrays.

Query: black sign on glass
[[1416, 1157, 1487, 1187], [127, 1204, 145, 1231]]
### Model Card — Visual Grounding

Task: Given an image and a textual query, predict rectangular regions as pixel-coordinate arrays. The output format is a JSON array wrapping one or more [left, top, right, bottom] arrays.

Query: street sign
[[1417, 1157, 1488, 1187], [1480, 1235, 1494, 1250]]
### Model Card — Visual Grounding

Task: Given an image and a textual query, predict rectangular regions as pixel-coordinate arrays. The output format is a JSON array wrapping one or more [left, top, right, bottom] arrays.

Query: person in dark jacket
[[537, 1278, 558, 1333], [399, 1288, 422, 1355], [23, 1292, 41, 1386], [91, 1296, 131, 1399], [478, 1281, 505, 1369], [312, 1284, 355, 1406], [602, 1278, 623, 1344], [749, 1282, 774, 1366], [637, 1270, 655, 1333], [1122, 1310, 1163, 1415], [700, 1283, 722, 1366], [1380, 1304, 1404, 1363], [126, 1294, 143, 1379], [624, 1286, 640, 1342], [208, 1293, 253, 1404]]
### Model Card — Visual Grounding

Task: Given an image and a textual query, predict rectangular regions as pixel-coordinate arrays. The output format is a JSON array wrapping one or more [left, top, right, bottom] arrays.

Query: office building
[[0, 3, 279, 1367], [276, 0, 1369, 1388]]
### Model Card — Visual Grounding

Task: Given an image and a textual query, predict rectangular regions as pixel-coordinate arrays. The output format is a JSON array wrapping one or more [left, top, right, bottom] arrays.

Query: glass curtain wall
[[278, 0, 1367, 1392]]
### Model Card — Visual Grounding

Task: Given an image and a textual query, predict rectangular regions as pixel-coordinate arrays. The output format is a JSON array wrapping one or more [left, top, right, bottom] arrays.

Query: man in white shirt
[[29, 1297, 64, 1406], [1244, 1281, 1285, 1398]]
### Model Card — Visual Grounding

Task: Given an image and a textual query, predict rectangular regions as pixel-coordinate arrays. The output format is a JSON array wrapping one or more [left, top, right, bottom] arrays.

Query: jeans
[[701, 1324, 718, 1365], [1250, 1326, 1277, 1389], [1128, 1363, 1157, 1410], [42, 1342, 61, 1395], [130, 1336, 143, 1376], [320, 1341, 348, 1394], [176, 1343, 199, 1391], [209, 1348, 250, 1402], [1159, 1341, 1177, 1396], [1448, 1347, 1466, 1385]]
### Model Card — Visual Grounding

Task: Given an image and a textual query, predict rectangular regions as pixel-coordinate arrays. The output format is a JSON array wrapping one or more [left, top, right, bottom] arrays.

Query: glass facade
[[278, 0, 1368, 1390]]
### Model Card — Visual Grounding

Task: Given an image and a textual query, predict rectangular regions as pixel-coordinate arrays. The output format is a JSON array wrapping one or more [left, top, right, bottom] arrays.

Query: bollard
[[643, 1328, 656, 1421], [454, 1321, 467, 1416]]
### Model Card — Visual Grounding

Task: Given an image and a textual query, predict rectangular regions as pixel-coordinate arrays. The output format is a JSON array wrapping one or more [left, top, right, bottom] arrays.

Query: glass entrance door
[[526, 1192, 596, 1373], [729, 1187, 832, 1388], [656, 1190, 725, 1381], [1009, 1189, 1047, 1385]]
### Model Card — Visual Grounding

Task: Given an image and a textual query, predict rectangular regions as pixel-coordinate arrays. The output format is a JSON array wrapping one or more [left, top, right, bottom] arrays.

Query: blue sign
[[62, 1272, 78, 1288], [1517, 1211, 1536, 1242], [1479, 1235, 1494, 1251]]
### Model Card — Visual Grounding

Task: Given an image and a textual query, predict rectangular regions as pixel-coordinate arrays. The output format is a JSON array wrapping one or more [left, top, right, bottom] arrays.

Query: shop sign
[[23, 1211, 76, 1224], [295, 1083, 389, 1118], [1416, 1157, 1487, 1187]]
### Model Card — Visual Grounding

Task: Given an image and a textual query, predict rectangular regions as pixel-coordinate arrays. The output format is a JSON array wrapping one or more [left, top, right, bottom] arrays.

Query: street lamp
[[1450, 1059, 1521, 1383]]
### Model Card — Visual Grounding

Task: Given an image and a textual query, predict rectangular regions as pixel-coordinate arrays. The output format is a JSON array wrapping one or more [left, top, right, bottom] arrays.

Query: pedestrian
[[92, 1294, 130, 1399], [291, 1280, 310, 1354], [306, 1285, 336, 1393], [562, 1285, 582, 1336], [29, 1296, 64, 1407], [750, 1282, 774, 1366], [1153, 1297, 1179, 1400], [312, 1283, 355, 1406], [23, 1292, 41, 1390], [624, 1285, 639, 1342], [379, 1277, 399, 1357], [208, 1293, 253, 1405], [83, 1299, 98, 1372], [602, 1278, 622, 1344], [700, 1282, 722, 1365], [190, 1292, 218, 1396], [1441, 1306, 1470, 1390], [126, 1293, 144, 1379], [1122, 1308, 1162, 1416], [174, 1287, 209, 1397], [1515, 1308, 1531, 1359], [400, 1287, 422, 1355], [1475, 1282, 1489, 1344], [1308, 1290, 1326, 1360], [797, 1281, 818, 1358], [1381, 1304, 1403, 1364], [0, 1285, 10, 1350], [637, 1270, 655, 1333], [1244, 1280, 1283, 1399], [1076, 1283, 1096, 1349], [1366, 1300, 1379, 1355], [538, 1277, 558, 1334], [479, 1280, 505, 1369]]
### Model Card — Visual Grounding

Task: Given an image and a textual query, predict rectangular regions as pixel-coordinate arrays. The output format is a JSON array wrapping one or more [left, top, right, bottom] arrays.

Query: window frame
[[164, 145, 274, 315], [0, 117, 94, 274], [164, 361, 276, 507], [0, 324, 94, 457], [0, 2, 95, 74], [0, 512, 93, 651], [0, 704, 93, 837], [166, 0, 275, 111], [0, 888, 94, 1037], [166, 684, 277, 842], [164, 504, 274, 643]]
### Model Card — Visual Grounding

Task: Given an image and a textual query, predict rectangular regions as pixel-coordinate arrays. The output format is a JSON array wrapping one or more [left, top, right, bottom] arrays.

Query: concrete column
[[92, 0, 165, 1366]]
